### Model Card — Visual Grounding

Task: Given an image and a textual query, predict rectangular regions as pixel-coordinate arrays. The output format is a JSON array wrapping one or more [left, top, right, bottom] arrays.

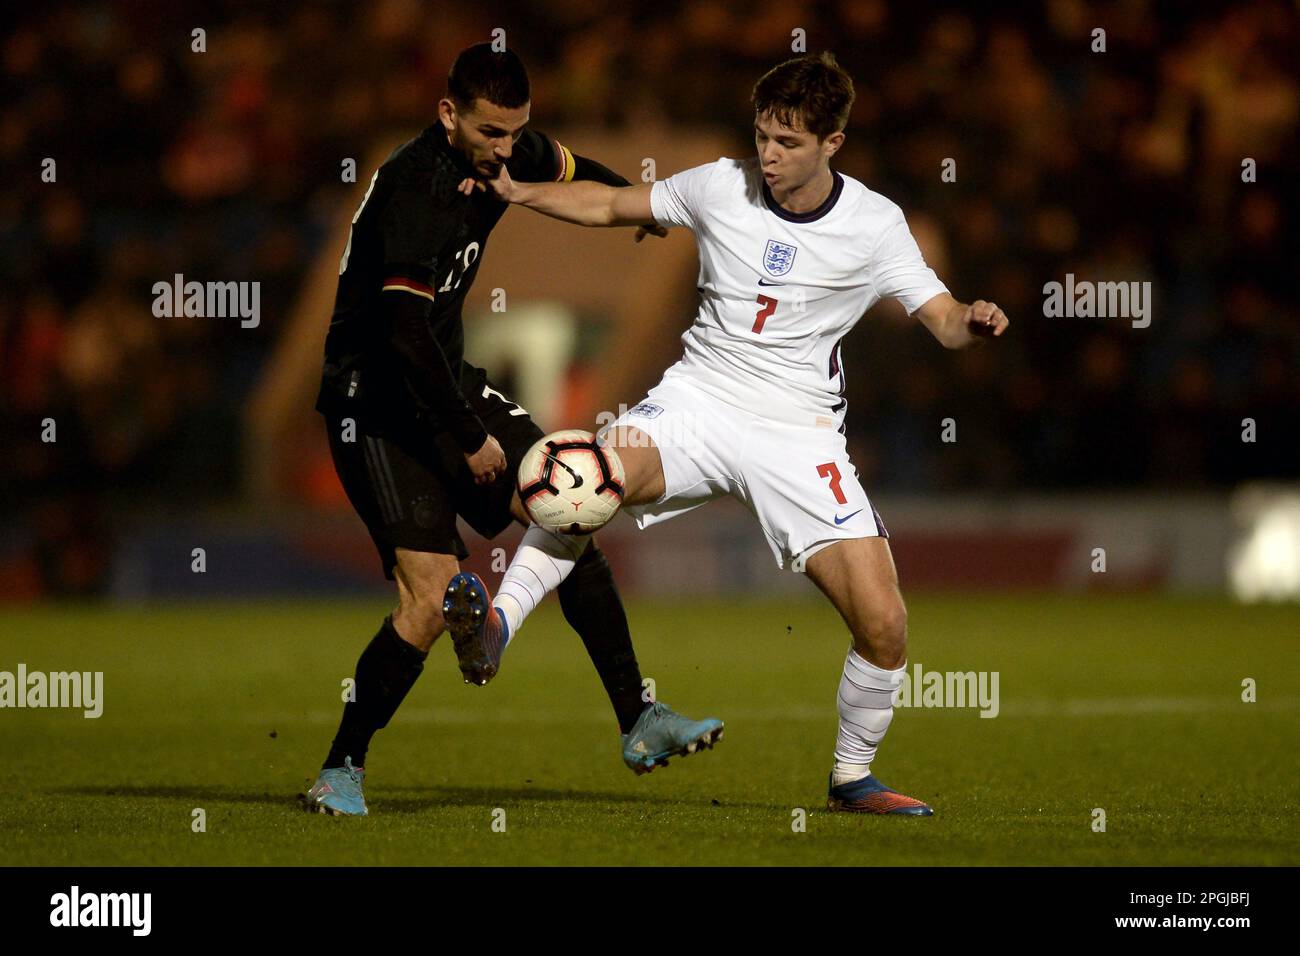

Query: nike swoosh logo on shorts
[[834, 510, 862, 525]]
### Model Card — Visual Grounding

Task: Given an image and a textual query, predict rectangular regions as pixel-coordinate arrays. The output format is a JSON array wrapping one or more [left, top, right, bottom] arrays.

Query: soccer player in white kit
[[446, 52, 1008, 813]]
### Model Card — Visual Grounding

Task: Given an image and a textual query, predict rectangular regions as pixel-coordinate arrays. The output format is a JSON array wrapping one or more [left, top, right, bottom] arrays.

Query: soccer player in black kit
[[303, 44, 722, 816]]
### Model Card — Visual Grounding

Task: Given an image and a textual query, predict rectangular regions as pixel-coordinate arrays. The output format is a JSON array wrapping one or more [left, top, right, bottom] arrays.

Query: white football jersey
[[649, 157, 948, 427]]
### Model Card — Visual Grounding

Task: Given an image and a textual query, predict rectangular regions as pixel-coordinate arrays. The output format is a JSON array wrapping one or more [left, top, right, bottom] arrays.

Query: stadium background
[[4, 1, 1298, 603]]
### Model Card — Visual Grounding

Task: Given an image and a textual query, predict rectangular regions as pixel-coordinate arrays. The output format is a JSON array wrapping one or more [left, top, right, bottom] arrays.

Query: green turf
[[1, 594, 1296, 865]]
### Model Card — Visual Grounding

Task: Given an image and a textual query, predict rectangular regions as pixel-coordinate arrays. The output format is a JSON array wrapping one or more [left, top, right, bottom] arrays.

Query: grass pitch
[[1, 594, 1296, 866]]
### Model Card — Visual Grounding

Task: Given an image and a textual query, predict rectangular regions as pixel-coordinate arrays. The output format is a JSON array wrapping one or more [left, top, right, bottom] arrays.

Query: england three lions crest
[[763, 239, 797, 277]]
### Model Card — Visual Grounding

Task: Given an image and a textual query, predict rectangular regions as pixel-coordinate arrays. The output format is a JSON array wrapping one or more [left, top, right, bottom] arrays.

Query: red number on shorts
[[817, 462, 847, 504], [754, 294, 777, 333]]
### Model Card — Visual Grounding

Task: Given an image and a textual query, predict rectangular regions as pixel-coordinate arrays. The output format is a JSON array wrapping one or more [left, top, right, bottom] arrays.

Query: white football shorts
[[603, 378, 888, 571]]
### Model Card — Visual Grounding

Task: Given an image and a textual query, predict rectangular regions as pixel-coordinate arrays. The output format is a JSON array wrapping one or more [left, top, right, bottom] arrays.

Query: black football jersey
[[315, 124, 597, 447]]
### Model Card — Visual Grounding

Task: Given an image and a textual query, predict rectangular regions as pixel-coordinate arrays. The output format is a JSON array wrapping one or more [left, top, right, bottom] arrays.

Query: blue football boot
[[621, 701, 724, 774], [443, 572, 509, 686], [826, 772, 933, 815], [302, 756, 368, 816]]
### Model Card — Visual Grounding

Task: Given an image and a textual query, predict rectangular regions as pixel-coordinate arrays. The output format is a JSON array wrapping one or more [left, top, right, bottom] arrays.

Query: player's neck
[[770, 166, 835, 214], [436, 124, 473, 172]]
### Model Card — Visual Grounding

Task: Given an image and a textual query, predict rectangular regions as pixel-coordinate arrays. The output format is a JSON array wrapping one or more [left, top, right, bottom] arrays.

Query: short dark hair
[[447, 43, 530, 110], [751, 51, 855, 140]]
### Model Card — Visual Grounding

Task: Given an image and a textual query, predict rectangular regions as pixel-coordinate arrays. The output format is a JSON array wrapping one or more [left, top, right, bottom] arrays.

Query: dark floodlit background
[[2, 0, 1298, 601]]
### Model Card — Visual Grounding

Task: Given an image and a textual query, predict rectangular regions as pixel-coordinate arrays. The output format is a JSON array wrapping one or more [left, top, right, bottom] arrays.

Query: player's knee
[[568, 541, 607, 581], [856, 602, 907, 667], [558, 543, 615, 611], [395, 594, 446, 642], [602, 429, 663, 504]]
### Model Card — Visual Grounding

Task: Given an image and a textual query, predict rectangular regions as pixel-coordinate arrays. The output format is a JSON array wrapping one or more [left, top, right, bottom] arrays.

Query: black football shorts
[[325, 375, 544, 579]]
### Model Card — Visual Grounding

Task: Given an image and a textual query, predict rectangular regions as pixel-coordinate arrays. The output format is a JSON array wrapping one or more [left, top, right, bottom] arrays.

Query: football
[[517, 430, 626, 534]]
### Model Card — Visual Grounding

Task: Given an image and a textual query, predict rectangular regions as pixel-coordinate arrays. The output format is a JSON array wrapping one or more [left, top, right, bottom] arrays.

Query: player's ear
[[823, 130, 845, 159], [437, 98, 458, 134]]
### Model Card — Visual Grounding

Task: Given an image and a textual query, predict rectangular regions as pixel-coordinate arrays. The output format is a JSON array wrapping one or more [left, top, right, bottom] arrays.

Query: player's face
[[754, 111, 842, 192], [439, 98, 530, 179]]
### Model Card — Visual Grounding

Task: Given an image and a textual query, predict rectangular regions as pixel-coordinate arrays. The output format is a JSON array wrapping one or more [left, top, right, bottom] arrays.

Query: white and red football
[[517, 430, 626, 534]]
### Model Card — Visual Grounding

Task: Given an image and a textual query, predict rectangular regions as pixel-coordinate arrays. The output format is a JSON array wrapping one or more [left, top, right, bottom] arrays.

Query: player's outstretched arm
[[914, 292, 1009, 348], [485, 164, 657, 229], [567, 153, 666, 240]]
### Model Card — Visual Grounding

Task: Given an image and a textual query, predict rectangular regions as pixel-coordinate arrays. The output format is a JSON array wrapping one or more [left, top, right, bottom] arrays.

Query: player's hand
[[965, 300, 1009, 339], [457, 177, 476, 196], [465, 435, 508, 485], [477, 163, 517, 203], [634, 223, 668, 242]]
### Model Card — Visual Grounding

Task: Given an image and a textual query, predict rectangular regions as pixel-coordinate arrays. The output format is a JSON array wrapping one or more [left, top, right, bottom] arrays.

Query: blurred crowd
[[2, 0, 1297, 594]]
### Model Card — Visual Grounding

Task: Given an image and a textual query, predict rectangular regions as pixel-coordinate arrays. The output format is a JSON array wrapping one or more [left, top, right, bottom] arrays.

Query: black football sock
[[323, 615, 428, 770], [556, 544, 649, 734]]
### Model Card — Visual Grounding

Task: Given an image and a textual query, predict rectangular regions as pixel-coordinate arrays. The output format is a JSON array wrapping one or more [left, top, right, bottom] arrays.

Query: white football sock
[[832, 649, 906, 786], [494, 526, 591, 639]]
